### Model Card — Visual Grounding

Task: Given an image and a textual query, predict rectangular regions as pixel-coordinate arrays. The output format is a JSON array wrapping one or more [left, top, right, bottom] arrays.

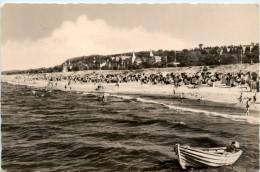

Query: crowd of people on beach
[[10, 69, 259, 115], [16, 70, 259, 92]]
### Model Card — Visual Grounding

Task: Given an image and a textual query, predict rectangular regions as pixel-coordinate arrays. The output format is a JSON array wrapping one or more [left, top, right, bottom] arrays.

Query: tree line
[[3, 43, 259, 75]]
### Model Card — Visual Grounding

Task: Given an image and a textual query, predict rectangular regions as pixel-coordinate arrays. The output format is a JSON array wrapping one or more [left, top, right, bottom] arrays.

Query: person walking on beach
[[246, 98, 251, 116], [238, 92, 243, 103], [173, 85, 176, 95], [253, 93, 256, 103], [48, 77, 54, 87]]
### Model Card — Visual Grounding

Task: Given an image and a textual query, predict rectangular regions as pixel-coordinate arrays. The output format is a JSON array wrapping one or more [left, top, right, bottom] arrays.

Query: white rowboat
[[174, 144, 242, 169]]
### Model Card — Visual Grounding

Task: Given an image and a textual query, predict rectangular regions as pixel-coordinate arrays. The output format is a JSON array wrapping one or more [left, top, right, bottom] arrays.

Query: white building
[[149, 50, 161, 63], [62, 60, 72, 72], [154, 56, 162, 63], [131, 52, 136, 64], [120, 55, 131, 61], [62, 62, 68, 72]]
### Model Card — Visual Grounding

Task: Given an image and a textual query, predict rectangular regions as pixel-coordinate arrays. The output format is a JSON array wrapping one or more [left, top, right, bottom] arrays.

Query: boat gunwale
[[182, 146, 242, 157]]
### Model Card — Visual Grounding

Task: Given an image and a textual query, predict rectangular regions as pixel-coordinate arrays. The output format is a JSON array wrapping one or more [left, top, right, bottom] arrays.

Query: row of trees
[[3, 44, 259, 75]]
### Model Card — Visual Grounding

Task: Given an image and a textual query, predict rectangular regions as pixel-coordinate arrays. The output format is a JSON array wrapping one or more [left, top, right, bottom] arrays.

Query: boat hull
[[174, 144, 242, 169]]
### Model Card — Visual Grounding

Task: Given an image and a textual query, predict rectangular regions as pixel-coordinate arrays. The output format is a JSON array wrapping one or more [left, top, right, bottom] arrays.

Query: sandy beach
[[2, 65, 259, 114]]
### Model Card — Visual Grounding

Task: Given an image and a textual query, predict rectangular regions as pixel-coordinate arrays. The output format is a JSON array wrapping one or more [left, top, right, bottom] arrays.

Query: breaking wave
[[135, 97, 259, 125]]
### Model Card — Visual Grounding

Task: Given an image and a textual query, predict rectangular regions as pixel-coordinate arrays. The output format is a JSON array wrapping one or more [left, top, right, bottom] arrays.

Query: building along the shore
[[148, 50, 162, 64], [62, 60, 72, 72]]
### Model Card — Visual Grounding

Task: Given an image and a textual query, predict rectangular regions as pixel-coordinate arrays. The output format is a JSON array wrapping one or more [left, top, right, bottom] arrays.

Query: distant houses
[[242, 42, 255, 54], [62, 64, 68, 73], [60, 49, 169, 71], [147, 50, 163, 64], [135, 57, 142, 65], [200, 43, 256, 55], [96, 50, 164, 70], [59, 43, 258, 72], [62, 60, 72, 72]]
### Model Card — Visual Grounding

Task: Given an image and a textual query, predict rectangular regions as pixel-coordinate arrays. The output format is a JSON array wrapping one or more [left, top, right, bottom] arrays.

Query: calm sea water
[[1, 82, 259, 172]]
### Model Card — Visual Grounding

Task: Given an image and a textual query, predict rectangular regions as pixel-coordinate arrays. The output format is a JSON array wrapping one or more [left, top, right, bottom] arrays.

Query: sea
[[1, 82, 259, 172]]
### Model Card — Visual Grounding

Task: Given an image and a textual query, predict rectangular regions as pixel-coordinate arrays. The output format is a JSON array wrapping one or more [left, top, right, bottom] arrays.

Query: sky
[[1, 3, 259, 71]]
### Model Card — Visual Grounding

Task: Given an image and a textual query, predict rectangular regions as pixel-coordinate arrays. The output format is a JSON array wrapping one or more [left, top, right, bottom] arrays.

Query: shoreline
[[2, 76, 259, 113]]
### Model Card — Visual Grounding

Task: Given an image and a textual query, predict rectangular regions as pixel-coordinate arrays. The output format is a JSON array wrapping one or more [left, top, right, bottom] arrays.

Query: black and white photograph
[[1, 2, 259, 171]]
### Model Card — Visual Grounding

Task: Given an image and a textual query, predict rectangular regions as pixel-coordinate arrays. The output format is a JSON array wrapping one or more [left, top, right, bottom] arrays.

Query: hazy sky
[[1, 3, 259, 71]]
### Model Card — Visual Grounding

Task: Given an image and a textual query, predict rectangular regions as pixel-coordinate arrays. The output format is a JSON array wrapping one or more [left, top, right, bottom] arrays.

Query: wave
[[136, 98, 167, 106], [170, 121, 187, 128], [110, 94, 135, 100], [135, 97, 259, 125], [83, 92, 102, 96]]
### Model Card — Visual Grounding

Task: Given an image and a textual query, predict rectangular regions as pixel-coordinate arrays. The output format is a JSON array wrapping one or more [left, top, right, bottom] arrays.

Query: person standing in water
[[102, 94, 106, 101], [246, 98, 251, 116], [181, 92, 184, 101], [32, 90, 36, 95]]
